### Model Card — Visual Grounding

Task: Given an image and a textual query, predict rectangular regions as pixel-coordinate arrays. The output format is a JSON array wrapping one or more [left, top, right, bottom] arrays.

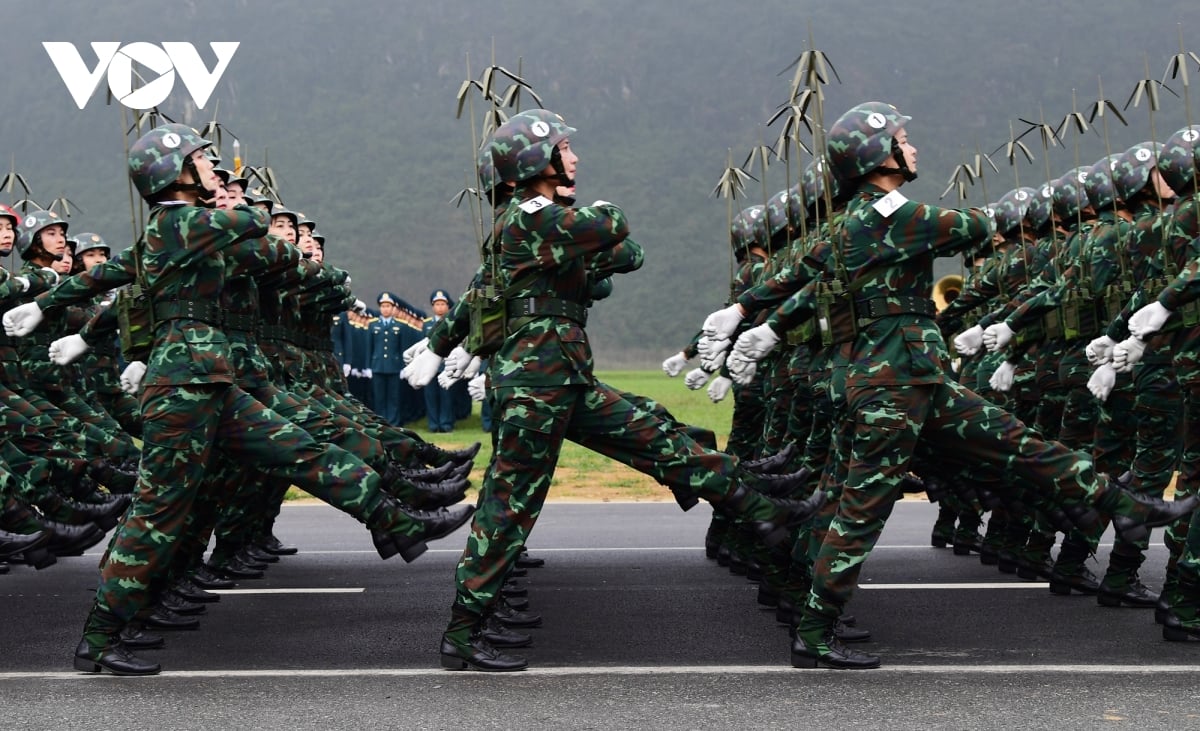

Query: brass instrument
[[933, 274, 963, 313]]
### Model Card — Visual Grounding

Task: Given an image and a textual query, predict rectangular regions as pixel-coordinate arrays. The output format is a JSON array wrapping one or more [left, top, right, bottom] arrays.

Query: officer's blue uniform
[[367, 292, 408, 425], [422, 289, 457, 432]]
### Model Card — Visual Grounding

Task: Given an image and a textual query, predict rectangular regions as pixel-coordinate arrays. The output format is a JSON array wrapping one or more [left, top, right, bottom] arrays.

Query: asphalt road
[[2, 501, 1198, 730]]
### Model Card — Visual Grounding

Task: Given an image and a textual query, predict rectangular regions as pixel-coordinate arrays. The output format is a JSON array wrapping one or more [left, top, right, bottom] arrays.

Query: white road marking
[[3, 664, 1198, 680], [208, 588, 364, 595]]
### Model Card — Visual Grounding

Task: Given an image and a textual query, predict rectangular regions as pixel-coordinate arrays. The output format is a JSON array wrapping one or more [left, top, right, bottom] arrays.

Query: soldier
[[414, 109, 824, 672], [57, 123, 472, 676], [368, 291, 407, 425], [748, 102, 1200, 669], [423, 289, 457, 432]]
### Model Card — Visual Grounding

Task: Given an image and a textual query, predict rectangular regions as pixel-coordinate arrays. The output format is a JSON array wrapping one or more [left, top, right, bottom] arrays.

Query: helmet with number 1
[[730, 205, 767, 255], [16, 209, 69, 260], [128, 123, 213, 199], [1156, 125, 1200, 195], [826, 102, 913, 182], [490, 109, 577, 184]]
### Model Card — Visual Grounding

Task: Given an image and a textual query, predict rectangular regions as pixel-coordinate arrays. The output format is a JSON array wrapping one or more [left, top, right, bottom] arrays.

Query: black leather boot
[[791, 628, 881, 669], [368, 500, 475, 562], [190, 564, 236, 589], [0, 528, 52, 559], [493, 598, 542, 628], [75, 610, 161, 676], [420, 441, 481, 467], [257, 534, 298, 556], [741, 443, 800, 476], [1048, 537, 1100, 596], [480, 613, 533, 648], [1096, 482, 1200, 543], [144, 605, 200, 631], [119, 624, 165, 650], [441, 603, 528, 671]]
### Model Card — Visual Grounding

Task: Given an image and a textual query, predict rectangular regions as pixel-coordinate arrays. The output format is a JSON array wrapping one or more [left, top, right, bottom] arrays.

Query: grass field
[[288, 370, 734, 503]]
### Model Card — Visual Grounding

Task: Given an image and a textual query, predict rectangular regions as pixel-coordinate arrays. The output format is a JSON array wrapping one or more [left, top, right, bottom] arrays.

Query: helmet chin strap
[[544, 147, 576, 189], [881, 140, 917, 182]]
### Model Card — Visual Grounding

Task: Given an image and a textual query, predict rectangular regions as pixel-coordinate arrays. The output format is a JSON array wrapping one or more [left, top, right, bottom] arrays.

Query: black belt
[[506, 297, 588, 327], [854, 296, 936, 323], [153, 300, 224, 326], [224, 312, 259, 334]]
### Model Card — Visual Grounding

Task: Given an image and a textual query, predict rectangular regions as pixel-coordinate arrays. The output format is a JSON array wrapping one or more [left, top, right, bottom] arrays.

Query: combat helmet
[[1112, 141, 1164, 202], [826, 102, 913, 182], [802, 157, 842, 217], [1026, 183, 1054, 231], [490, 109, 576, 184], [730, 205, 768, 257], [72, 232, 110, 259], [1051, 167, 1091, 222], [993, 188, 1033, 237], [764, 188, 795, 241], [1156, 125, 1200, 195], [127, 123, 213, 199], [1085, 155, 1121, 210], [16, 209, 68, 260]]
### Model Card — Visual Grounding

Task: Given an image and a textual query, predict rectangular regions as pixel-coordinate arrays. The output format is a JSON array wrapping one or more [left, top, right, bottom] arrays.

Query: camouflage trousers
[[727, 370, 767, 460], [1057, 345, 1098, 450], [88, 382, 381, 627], [801, 378, 1101, 629], [758, 350, 792, 456], [84, 357, 144, 439], [454, 382, 747, 614]]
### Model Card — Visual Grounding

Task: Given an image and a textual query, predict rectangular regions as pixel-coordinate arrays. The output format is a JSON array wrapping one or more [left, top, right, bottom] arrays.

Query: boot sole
[[790, 652, 881, 670], [73, 656, 161, 676], [439, 653, 527, 671]]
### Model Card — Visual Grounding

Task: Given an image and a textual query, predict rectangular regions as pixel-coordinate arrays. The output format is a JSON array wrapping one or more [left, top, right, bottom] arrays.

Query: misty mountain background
[[3, 0, 1197, 365]]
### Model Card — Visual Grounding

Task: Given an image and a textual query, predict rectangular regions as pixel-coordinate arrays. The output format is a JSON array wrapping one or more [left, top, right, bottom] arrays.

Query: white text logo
[[43, 41, 239, 110]]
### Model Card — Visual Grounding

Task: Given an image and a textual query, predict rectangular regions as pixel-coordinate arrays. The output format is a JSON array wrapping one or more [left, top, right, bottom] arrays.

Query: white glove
[[462, 356, 483, 380], [343, 363, 352, 378], [362, 368, 373, 379], [442, 346, 473, 379], [3, 301, 44, 337], [989, 360, 1015, 392], [1087, 364, 1117, 402], [1111, 337, 1147, 373], [13, 276, 30, 292], [437, 369, 459, 390], [982, 322, 1015, 352], [707, 375, 733, 402], [1128, 301, 1172, 339], [352, 299, 367, 314], [732, 323, 781, 361], [701, 304, 745, 341], [48, 334, 90, 365], [953, 325, 984, 356], [39, 267, 59, 285], [684, 367, 710, 390], [120, 361, 147, 394], [351, 368, 362, 377], [467, 373, 487, 402], [662, 351, 689, 377], [727, 350, 758, 385], [696, 336, 730, 371], [1085, 335, 1116, 366], [403, 337, 429, 365], [401, 348, 443, 388]]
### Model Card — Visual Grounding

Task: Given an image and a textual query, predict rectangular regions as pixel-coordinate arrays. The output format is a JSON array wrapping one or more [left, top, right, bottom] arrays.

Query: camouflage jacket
[[840, 182, 991, 387], [488, 189, 633, 389]]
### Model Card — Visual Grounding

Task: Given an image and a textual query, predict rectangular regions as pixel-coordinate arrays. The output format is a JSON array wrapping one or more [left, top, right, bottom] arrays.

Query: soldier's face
[[379, 302, 397, 318], [1151, 169, 1177, 200], [188, 149, 219, 192], [214, 184, 233, 210], [81, 250, 108, 270], [894, 129, 917, 173], [0, 218, 13, 255], [52, 248, 73, 274], [38, 224, 67, 258], [311, 246, 324, 264], [432, 300, 449, 316], [556, 139, 578, 181], [270, 216, 296, 244], [298, 227, 317, 254], [226, 183, 246, 206]]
